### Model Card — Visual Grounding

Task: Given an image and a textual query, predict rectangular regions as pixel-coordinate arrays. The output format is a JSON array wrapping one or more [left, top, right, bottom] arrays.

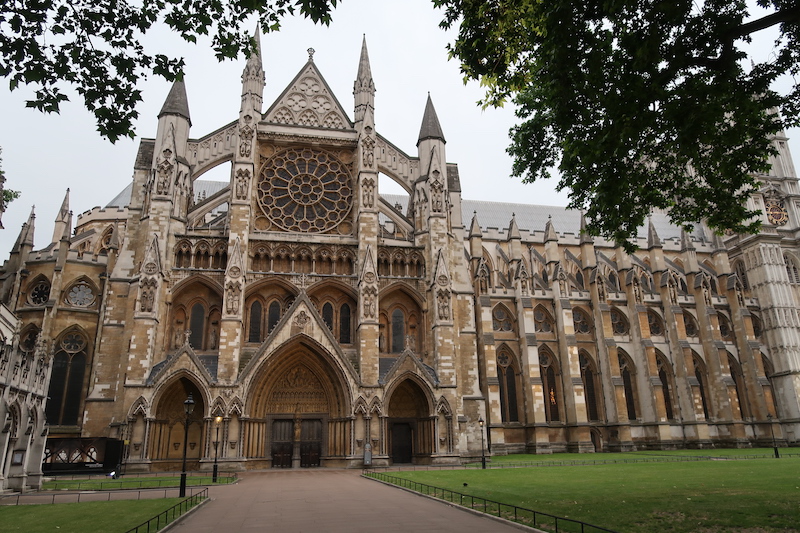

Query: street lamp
[[179, 393, 195, 498], [213, 415, 222, 483], [479, 417, 486, 470], [767, 414, 780, 459]]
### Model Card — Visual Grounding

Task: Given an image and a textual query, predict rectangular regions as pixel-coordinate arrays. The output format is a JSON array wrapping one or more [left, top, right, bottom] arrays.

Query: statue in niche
[[140, 281, 155, 313], [557, 270, 568, 296], [239, 116, 254, 158], [225, 283, 241, 314], [235, 169, 250, 200], [361, 128, 375, 167], [596, 276, 607, 302], [430, 173, 443, 213], [632, 277, 642, 303], [668, 277, 678, 304], [362, 177, 375, 208], [156, 149, 173, 195], [363, 289, 376, 318], [437, 289, 450, 320]]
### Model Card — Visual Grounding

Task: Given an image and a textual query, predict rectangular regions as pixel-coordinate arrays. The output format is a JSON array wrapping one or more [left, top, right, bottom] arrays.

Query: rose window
[[29, 280, 51, 306], [66, 282, 94, 307], [258, 148, 352, 233]]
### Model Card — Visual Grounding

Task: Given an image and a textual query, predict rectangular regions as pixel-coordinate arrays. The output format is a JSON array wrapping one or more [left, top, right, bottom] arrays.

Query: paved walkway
[[171, 469, 531, 532]]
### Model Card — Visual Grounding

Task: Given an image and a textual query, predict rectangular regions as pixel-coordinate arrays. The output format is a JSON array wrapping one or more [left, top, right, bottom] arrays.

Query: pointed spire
[[52, 188, 70, 243], [12, 207, 35, 253], [356, 35, 373, 87], [108, 222, 120, 250], [417, 94, 446, 146], [469, 211, 482, 238], [241, 24, 265, 114], [579, 211, 593, 244], [680, 228, 695, 252], [354, 35, 375, 124], [158, 80, 191, 125], [508, 213, 521, 240], [647, 217, 662, 249], [60, 210, 73, 243], [544, 215, 558, 242]]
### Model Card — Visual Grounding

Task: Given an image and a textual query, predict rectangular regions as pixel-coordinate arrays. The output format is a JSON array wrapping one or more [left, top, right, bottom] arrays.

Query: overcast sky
[[0, 0, 797, 256]]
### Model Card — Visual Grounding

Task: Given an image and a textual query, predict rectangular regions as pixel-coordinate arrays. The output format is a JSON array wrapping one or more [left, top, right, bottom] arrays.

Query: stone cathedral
[[2, 36, 800, 477]]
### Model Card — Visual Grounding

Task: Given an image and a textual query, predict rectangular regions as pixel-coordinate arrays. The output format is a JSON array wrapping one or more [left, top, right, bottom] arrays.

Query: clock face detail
[[257, 148, 352, 233], [66, 282, 95, 307], [766, 199, 789, 226]]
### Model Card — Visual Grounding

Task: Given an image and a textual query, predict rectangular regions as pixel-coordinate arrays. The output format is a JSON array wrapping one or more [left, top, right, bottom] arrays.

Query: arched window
[[784, 254, 800, 284], [692, 352, 711, 419], [268, 301, 281, 332], [497, 349, 519, 422], [610, 308, 629, 335], [761, 353, 781, 417], [734, 261, 749, 291], [534, 306, 554, 333], [575, 270, 585, 290], [391, 308, 405, 353], [719, 314, 733, 341], [339, 303, 352, 344], [656, 352, 675, 420], [322, 302, 334, 330], [618, 350, 638, 420], [647, 310, 664, 336], [248, 301, 262, 343], [539, 349, 560, 422], [572, 308, 591, 334], [683, 313, 699, 337], [189, 303, 205, 349], [492, 305, 513, 332], [752, 315, 763, 340], [46, 331, 89, 426], [607, 271, 619, 292], [580, 351, 601, 421], [728, 353, 749, 419]]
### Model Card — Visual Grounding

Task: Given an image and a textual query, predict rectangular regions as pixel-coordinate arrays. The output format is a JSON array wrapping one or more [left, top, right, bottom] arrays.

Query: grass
[[387, 454, 800, 533], [0, 498, 188, 533], [42, 475, 234, 491]]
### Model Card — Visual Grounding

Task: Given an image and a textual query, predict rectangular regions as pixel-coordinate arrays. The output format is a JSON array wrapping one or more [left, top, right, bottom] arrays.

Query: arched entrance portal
[[387, 378, 433, 464], [149, 377, 206, 471], [248, 343, 351, 468]]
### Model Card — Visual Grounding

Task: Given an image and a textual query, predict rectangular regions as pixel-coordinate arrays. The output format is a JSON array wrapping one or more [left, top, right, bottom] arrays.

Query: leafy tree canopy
[[0, 0, 337, 142], [436, 0, 800, 249]]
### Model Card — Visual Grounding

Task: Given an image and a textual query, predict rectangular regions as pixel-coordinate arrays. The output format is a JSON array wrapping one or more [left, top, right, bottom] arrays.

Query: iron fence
[[0, 487, 202, 506], [363, 470, 618, 533], [41, 473, 236, 491], [125, 488, 208, 533]]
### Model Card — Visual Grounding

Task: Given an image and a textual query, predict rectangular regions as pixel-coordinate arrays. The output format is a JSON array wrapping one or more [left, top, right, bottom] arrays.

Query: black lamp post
[[212, 415, 222, 483], [767, 413, 780, 459], [179, 393, 195, 498], [479, 417, 486, 470]]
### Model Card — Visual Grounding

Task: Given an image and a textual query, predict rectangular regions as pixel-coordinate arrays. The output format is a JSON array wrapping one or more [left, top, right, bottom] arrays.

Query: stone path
[[171, 469, 532, 532]]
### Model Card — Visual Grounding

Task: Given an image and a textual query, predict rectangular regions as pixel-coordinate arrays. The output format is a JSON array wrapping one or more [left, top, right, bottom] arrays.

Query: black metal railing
[[363, 470, 618, 533], [0, 487, 201, 506], [42, 473, 236, 491], [125, 488, 208, 533]]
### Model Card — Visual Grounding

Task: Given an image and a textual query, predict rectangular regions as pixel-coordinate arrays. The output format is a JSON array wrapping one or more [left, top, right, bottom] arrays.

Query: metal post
[[768, 414, 780, 459], [179, 393, 195, 498], [479, 417, 486, 469], [213, 415, 222, 482]]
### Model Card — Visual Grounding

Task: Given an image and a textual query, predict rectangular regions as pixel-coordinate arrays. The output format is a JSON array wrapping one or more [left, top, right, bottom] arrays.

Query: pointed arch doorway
[[249, 343, 351, 468], [387, 378, 433, 464]]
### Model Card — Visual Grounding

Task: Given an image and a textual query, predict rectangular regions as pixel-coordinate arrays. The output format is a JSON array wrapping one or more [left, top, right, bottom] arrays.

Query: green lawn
[[386, 456, 800, 532], [42, 475, 234, 491], [0, 498, 190, 533]]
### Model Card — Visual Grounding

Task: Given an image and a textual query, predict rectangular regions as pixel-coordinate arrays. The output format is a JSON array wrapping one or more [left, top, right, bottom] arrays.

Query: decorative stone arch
[[384, 372, 436, 464], [571, 306, 594, 335], [491, 302, 516, 334], [148, 373, 208, 464], [608, 306, 630, 336], [94, 224, 115, 257], [368, 396, 383, 416], [245, 336, 354, 466], [23, 274, 52, 307], [46, 326, 93, 427], [61, 275, 100, 309], [128, 396, 150, 418], [579, 350, 603, 422], [210, 396, 226, 417], [379, 283, 425, 354], [646, 309, 665, 337], [228, 397, 244, 417], [435, 397, 454, 454], [533, 304, 555, 334]]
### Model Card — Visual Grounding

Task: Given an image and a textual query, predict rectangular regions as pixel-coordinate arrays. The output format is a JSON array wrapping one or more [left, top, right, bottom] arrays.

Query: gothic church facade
[[2, 37, 799, 473]]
